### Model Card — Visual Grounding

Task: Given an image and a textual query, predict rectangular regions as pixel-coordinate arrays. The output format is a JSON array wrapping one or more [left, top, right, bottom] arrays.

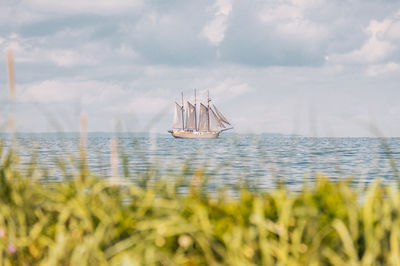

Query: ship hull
[[170, 130, 220, 139]]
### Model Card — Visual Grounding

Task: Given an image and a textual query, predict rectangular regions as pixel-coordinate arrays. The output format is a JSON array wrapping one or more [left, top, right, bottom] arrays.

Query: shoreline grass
[[0, 144, 400, 265]]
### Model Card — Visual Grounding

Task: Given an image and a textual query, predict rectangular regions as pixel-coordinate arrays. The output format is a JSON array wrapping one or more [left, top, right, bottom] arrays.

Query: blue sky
[[1, 0, 400, 136]]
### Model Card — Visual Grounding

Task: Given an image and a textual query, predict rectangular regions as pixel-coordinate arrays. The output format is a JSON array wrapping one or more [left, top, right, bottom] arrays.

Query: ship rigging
[[168, 90, 232, 139]]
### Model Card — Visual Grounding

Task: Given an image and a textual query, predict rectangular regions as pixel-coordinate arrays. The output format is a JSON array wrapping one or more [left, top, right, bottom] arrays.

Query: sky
[[0, 0, 400, 136]]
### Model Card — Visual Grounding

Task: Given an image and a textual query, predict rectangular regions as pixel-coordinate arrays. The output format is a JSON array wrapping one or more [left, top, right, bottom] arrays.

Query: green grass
[[0, 144, 400, 265]]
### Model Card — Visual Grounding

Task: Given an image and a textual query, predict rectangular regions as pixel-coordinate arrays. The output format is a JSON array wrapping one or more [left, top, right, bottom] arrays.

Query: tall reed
[[0, 144, 399, 265]]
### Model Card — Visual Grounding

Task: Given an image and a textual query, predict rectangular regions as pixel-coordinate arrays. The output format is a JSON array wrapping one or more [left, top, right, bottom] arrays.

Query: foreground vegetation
[[1, 146, 400, 266]]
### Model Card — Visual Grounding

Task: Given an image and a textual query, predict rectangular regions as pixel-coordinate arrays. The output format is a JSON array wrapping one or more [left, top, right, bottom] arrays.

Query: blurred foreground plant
[[0, 144, 400, 265]]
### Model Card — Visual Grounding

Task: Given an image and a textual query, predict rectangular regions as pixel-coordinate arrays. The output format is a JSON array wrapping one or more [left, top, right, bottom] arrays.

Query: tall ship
[[168, 90, 233, 139]]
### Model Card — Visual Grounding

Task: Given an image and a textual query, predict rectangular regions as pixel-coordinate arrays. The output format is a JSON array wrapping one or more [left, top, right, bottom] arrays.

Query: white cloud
[[5, 42, 97, 67], [329, 10, 400, 66], [334, 19, 394, 64], [186, 77, 253, 105], [25, 0, 143, 15], [212, 79, 253, 102], [366, 62, 400, 77], [0, 32, 123, 67], [49, 50, 97, 67], [201, 0, 232, 46], [111, 96, 169, 115], [0, 0, 143, 26], [387, 21, 400, 40], [258, 0, 327, 43], [19, 79, 125, 105], [116, 44, 137, 59], [0, 5, 43, 25]]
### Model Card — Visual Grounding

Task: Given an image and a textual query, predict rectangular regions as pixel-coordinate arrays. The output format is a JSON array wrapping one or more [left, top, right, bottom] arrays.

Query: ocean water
[[4, 133, 400, 190]]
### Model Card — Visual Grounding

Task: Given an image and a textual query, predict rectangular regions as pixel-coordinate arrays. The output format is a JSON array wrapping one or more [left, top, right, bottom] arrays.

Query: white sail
[[173, 102, 183, 129], [213, 104, 231, 125], [210, 108, 225, 129], [186, 101, 196, 130], [198, 103, 208, 131], [169, 92, 232, 138]]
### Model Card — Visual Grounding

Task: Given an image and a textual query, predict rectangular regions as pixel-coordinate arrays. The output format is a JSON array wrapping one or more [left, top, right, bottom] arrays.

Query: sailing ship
[[168, 90, 232, 139]]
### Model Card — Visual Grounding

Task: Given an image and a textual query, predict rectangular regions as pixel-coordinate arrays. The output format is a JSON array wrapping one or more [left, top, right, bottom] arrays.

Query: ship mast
[[181, 92, 184, 130], [207, 90, 210, 132], [194, 89, 197, 131]]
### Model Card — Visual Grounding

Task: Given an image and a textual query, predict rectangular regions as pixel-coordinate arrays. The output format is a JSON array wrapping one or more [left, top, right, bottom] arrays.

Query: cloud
[[0, 29, 139, 71], [19, 79, 125, 104], [216, 0, 332, 66], [258, 0, 326, 43], [0, 0, 143, 29], [329, 9, 400, 66], [18, 77, 172, 118], [201, 0, 232, 46], [332, 19, 394, 64], [2, 0, 399, 69], [26, 0, 143, 15], [2, 45, 98, 67], [1, 0, 400, 135], [0, 4, 44, 26], [119, 6, 215, 66], [48, 50, 96, 67], [366, 62, 400, 77], [211, 78, 253, 102], [109, 96, 169, 115]]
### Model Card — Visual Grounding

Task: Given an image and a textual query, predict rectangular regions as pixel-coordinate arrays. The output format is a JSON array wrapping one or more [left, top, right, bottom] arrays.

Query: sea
[[3, 133, 400, 191]]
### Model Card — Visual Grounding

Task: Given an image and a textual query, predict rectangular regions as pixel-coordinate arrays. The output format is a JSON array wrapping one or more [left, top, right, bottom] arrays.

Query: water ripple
[[3, 133, 400, 190]]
